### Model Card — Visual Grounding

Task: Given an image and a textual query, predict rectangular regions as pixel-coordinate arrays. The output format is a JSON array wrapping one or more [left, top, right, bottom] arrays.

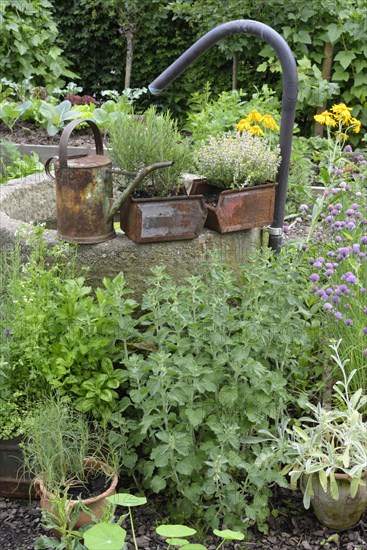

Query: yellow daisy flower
[[335, 132, 349, 141], [314, 111, 337, 127], [246, 109, 263, 123], [249, 125, 265, 137], [261, 113, 280, 131], [331, 103, 353, 124], [350, 118, 361, 134]]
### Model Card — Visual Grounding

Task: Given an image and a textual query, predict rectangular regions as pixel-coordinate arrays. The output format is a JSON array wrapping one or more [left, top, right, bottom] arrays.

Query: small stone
[[301, 541, 313, 550]]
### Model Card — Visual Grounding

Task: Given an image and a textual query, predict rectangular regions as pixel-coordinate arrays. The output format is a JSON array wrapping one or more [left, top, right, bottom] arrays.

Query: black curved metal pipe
[[148, 20, 298, 252]]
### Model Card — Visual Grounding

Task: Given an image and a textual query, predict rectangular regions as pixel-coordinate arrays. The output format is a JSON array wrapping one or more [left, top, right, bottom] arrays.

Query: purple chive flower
[[335, 311, 343, 319], [358, 174, 365, 180], [310, 273, 320, 282], [346, 221, 356, 229], [361, 236, 367, 245], [364, 307, 367, 314], [326, 215, 334, 223], [325, 288, 334, 295], [331, 188, 339, 195], [323, 303, 333, 311], [343, 272, 357, 284], [335, 169, 343, 175], [328, 251, 336, 257], [332, 295, 340, 304], [339, 182, 347, 189], [352, 244, 360, 253], [299, 204, 309, 212], [345, 318, 353, 325], [336, 204, 343, 211], [356, 192, 362, 197], [352, 203, 359, 210], [359, 252, 365, 259], [334, 236, 342, 243], [343, 145, 353, 153], [337, 247, 350, 259], [5, 327, 10, 338], [362, 288, 367, 294], [313, 260, 323, 268], [325, 269, 335, 277], [295, 217, 302, 223], [346, 209, 355, 215], [317, 289, 326, 298], [363, 328, 367, 334], [331, 209, 339, 216], [283, 225, 290, 234]]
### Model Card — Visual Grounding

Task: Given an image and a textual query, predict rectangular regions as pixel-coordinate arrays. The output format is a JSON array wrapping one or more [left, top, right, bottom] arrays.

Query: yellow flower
[[261, 113, 280, 131], [336, 132, 349, 141], [331, 103, 353, 124], [249, 125, 265, 137], [350, 117, 361, 134], [237, 119, 246, 132], [246, 109, 263, 123], [314, 111, 337, 127]]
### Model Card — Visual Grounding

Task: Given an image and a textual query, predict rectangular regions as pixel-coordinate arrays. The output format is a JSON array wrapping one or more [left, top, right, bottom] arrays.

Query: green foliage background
[[0, 0, 76, 87]]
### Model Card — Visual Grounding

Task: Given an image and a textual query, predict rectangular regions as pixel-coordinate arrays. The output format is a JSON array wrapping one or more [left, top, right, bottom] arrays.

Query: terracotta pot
[[0, 437, 34, 499], [120, 194, 207, 243], [304, 472, 367, 530], [190, 179, 276, 233], [36, 459, 118, 531]]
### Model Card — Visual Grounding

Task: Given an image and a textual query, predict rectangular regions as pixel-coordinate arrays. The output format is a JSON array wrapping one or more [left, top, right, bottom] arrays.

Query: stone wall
[[0, 173, 265, 297]]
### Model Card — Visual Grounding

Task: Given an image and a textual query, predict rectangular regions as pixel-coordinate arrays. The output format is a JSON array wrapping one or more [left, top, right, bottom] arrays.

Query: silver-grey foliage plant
[[194, 131, 281, 189]]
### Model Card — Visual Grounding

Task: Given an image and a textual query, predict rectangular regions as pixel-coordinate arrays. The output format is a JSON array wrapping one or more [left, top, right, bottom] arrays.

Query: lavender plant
[[193, 131, 281, 189]]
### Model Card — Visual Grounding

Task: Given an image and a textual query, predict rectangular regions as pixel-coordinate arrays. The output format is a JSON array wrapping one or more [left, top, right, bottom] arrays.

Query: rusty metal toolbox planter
[[191, 179, 277, 234], [0, 437, 35, 498], [120, 194, 207, 243]]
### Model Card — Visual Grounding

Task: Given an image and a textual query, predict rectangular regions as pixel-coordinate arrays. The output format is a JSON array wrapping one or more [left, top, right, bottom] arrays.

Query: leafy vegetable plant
[[0, 100, 31, 130], [39, 100, 80, 136]]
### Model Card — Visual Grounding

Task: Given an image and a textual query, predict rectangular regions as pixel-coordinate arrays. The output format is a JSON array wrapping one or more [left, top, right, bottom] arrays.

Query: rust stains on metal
[[120, 195, 207, 243], [51, 120, 116, 244], [191, 179, 276, 234]]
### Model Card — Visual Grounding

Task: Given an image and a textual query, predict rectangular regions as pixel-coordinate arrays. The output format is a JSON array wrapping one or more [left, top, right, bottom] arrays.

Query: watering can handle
[[58, 119, 104, 170], [45, 156, 57, 179]]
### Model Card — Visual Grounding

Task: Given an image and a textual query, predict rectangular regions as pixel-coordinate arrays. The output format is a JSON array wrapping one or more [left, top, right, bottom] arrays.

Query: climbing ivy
[[0, 0, 77, 88]]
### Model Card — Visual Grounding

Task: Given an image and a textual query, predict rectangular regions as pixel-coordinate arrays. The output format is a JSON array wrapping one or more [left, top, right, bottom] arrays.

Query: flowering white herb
[[194, 131, 281, 189]]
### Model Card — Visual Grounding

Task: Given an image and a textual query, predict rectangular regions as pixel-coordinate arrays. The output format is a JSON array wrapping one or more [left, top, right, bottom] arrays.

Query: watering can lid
[[58, 154, 112, 169]]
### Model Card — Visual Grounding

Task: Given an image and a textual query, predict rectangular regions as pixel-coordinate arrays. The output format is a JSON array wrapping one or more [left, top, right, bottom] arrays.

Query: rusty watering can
[[46, 119, 173, 244]]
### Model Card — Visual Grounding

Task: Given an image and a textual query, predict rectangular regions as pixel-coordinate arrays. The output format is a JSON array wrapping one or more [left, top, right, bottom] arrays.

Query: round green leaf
[[84, 523, 126, 550], [107, 493, 147, 507], [167, 538, 190, 547], [180, 545, 207, 550], [156, 524, 197, 538], [213, 529, 245, 541]]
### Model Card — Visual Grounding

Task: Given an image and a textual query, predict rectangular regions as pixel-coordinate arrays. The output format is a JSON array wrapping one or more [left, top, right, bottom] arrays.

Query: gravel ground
[[1, 488, 367, 549]]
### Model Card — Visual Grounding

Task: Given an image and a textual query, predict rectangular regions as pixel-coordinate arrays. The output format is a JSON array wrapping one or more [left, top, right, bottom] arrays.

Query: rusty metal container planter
[[191, 179, 277, 234], [120, 194, 207, 243], [0, 437, 34, 498]]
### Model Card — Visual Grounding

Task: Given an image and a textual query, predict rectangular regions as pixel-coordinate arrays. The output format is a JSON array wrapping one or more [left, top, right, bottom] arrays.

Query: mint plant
[[111, 250, 318, 531], [0, 227, 140, 423]]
